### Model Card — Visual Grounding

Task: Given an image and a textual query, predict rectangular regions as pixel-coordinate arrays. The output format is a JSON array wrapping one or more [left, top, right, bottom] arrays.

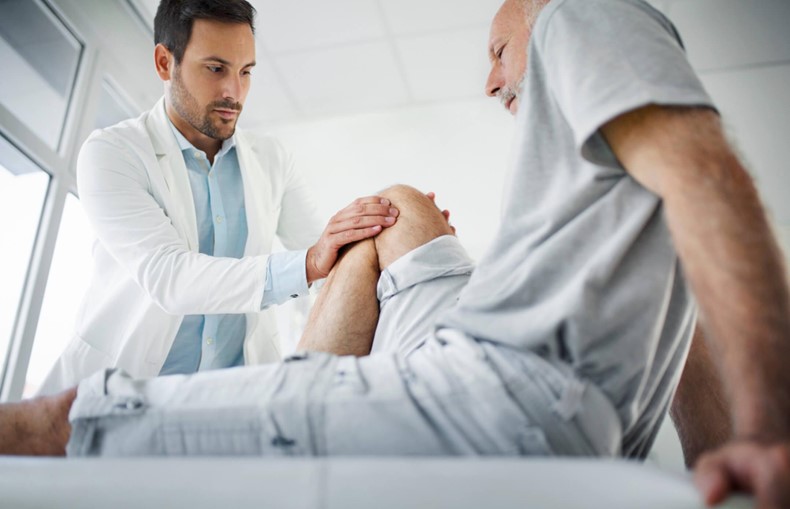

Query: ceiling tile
[[238, 57, 298, 129], [669, 0, 790, 71], [379, 0, 502, 35], [396, 27, 490, 102], [274, 42, 408, 117], [252, 0, 387, 54], [700, 64, 790, 223]]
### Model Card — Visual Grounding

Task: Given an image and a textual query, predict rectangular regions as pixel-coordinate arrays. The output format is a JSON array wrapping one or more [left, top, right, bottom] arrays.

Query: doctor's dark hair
[[154, 0, 256, 64]]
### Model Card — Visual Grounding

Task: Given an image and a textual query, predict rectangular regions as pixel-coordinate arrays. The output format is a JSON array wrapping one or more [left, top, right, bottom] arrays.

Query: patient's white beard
[[499, 71, 527, 113]]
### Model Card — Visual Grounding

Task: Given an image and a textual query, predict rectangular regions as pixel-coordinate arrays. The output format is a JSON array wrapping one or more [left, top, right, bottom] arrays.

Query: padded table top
[[0, 457, 752, 509]]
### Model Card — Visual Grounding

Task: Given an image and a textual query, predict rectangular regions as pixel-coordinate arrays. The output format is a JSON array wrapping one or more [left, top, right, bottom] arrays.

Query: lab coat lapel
[[236, 130, 267, 257], [145, 98, 199, 252]]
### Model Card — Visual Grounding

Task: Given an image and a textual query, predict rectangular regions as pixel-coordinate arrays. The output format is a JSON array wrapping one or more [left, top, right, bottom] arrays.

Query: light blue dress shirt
[[160, 120, 309, 375]]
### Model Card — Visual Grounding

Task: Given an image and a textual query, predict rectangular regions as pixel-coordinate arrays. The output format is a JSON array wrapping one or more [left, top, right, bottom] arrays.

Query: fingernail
[[385, 216, 395, 223], [389, 208, 398, 216], [380, 199, 390, 205]]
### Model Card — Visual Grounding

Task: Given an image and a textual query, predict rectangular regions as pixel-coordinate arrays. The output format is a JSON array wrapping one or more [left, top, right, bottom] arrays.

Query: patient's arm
[[602, 104, 790, 508], [670, 324, 732, 467]]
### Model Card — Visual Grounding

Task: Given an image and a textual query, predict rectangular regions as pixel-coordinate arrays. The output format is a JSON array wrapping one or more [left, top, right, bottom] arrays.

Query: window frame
[[0, 0, 137, 401]]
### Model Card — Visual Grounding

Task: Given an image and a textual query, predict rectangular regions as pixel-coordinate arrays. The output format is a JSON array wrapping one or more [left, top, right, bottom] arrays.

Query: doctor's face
[[166, 19, 256, 142]]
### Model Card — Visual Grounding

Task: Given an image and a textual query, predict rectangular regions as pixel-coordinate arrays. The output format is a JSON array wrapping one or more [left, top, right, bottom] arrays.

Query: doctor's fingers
[[325, 224, 385, 249], [331, 203, 399, 223], [326, 214, 397, 235]]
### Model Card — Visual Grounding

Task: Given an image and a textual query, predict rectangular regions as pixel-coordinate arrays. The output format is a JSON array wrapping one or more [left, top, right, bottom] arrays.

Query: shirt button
[[194, 151, 203, 159], [216, 215, 223, 224], [206, 337, 214, 345]]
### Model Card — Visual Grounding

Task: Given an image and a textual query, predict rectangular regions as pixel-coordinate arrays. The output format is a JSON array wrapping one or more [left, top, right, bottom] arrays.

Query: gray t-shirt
[[438, 0, 715, 457]]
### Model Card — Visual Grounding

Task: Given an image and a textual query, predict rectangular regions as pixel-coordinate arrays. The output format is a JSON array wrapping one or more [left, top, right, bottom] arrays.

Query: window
[[24, 194, 93, 397], [94, 79, 136, 130], [0, 0, 83, 149], [0, 137, 49, 378], [22, 78, 138, 396]]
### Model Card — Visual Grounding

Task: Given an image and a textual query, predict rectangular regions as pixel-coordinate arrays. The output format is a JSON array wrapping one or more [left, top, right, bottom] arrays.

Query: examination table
[[0, 457, 752, 508]]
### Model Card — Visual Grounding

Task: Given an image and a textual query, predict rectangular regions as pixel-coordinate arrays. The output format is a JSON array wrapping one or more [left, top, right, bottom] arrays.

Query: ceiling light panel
[[252, 0, 387, 54], [274, 41, 408, 117], [379, 0, 502, 35]]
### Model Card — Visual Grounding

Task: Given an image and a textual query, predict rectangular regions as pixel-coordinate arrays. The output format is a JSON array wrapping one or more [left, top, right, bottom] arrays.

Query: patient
[[1, 0, 789, 507], [0, 183, 681, 461]]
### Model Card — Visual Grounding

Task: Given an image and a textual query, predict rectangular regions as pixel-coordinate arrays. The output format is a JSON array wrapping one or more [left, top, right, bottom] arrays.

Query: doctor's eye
[[207, 66, 223, 73]]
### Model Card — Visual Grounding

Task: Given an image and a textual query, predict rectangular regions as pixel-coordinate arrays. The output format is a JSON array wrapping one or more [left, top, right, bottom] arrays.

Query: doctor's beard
[[170, 66, 242, 141]]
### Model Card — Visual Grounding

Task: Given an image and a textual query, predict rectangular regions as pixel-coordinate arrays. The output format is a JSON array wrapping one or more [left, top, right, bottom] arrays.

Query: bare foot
[[0, 387, 75, 456]]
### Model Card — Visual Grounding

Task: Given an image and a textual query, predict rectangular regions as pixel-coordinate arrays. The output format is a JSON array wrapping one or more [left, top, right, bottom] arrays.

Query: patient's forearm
[[603, 106, 790, 440], [670, 325, 732, 467]]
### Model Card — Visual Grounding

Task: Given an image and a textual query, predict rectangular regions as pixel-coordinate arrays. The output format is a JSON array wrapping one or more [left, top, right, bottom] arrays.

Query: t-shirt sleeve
[[536, 0, 716, 167]]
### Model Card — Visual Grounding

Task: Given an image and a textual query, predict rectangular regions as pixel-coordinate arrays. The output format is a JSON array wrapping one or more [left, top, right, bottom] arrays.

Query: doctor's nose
[[222, 75, 243, 101]]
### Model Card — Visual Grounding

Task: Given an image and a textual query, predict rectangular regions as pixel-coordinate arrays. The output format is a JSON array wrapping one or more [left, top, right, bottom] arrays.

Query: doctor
[[39, 0, 402, 393]]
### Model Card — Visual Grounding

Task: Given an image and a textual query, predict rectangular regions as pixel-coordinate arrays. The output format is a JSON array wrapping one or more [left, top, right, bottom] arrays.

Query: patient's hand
[[694, 439, 790, 508], [426, 191, 456, 234]]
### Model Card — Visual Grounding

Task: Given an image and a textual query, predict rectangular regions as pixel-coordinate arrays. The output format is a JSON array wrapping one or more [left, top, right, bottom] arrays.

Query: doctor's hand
[[694, 439, 790, 509], [305, 196, 399, 283]]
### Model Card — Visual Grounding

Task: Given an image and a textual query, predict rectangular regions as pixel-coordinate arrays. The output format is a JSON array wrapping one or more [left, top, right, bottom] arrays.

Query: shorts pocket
[[162, 407, 266, 456], [517, 426, 553, 456]]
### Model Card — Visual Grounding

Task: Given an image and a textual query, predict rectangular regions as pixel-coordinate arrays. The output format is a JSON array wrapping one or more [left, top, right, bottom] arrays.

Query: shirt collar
[[166, 113, 237, 159]]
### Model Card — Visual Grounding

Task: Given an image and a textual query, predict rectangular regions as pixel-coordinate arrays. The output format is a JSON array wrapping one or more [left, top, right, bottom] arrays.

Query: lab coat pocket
[[38, 333, 115, 395], [162, 406, 265, 456]]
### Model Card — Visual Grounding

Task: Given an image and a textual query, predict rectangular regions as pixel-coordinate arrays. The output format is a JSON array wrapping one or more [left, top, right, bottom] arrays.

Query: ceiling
[[120, 0, 790, 255], [130, 0, 504, 127]]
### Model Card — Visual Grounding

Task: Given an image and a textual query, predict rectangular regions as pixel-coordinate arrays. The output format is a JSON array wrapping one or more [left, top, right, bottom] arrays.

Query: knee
[[379, 185, 433, 210], [373, 184, 454, 270], [378, 184, 447, 225]]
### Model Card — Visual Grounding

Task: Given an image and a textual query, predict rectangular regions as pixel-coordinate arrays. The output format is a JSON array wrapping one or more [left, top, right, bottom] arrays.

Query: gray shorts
[[67, 236, 622, 457]]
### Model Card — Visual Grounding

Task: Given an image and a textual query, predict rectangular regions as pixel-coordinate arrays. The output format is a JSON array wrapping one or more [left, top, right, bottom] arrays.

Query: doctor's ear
[[154, 44, 174, 81]]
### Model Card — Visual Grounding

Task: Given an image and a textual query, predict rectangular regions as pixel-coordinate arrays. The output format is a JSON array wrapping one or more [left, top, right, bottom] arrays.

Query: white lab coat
[[39, 98, 322, 395]]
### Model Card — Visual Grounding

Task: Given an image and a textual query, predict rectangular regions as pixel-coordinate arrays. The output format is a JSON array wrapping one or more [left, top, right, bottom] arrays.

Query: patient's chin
[[509, 97, 520, 116]]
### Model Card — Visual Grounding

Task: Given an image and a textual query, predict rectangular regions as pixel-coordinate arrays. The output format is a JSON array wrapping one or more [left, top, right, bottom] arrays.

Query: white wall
[[269, 98, 515, 261]]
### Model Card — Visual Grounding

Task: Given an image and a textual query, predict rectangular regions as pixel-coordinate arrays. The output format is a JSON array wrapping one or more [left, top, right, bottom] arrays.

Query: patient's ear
[[154, 44, 174, 82]]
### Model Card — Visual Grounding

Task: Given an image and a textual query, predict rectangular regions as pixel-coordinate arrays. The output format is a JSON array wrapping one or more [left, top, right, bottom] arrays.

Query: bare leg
[[0, 387, 76, 456], [670, 324, 733, 467], [298, 239, 381, 356], [297, 185, 454, 356]]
